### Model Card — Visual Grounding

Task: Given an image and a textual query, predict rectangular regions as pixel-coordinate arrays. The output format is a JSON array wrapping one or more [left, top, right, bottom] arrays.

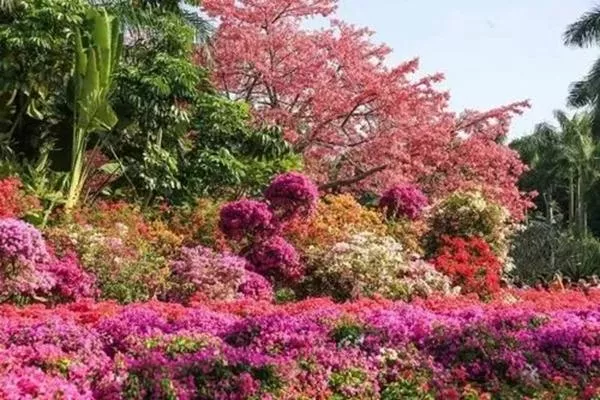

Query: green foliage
[[0, 0, 89, 157], [181, 94, 301, 199], [329, 368, 374, 400], [66, 7, 122, 210], [105, 1, 207, 201], [381, 379, 434, 400], [330, 320, 365, 347], [510, 220, 600, 284]]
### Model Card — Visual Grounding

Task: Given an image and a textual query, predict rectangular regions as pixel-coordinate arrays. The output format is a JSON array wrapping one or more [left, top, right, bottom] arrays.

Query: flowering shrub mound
[[428, 191, 509, 255], [0, 218, 54, 301], [46, 252, 98, 302], [433, 236, 503, 296], [379, 183, 428, 220], [238, 271, 274, 302], [265, 172, 319, 221], [0, 219, 97, 304], [1, 294, 600, 399], [247, 236, 303, 282], [219, 200, 277, 243], [286, 194, 387, 250], [168, 246, 273, 302], [46, 223, 170, 304], [306, 232, 456, 301]]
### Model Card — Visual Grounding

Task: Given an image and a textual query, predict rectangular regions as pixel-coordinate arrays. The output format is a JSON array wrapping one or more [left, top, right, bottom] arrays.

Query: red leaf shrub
[[433, 236, 502, 296]]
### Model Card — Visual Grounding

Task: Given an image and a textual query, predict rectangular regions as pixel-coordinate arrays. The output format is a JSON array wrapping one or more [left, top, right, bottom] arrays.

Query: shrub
[[305, 232, 455, 301], [46, 223, 170, 304], [386, 218, 428, 256], [167, 198, 223, 247], [238, 271, 274, 302], [167, 246, 247, 302], [427, 191, 509, 256], [264, 172, 319, 221], [379, 183, 428, 220], [0, 177, 40, 219], [511, 221, 600, 284], [219, 200, 277, 243], [246, 236, 303, 282], [0, 218, 54, 302], [286, 194, 387, 251], [45, 252, 98, 302], [433, 236, 503, 296], [70, 201, 184, 257]]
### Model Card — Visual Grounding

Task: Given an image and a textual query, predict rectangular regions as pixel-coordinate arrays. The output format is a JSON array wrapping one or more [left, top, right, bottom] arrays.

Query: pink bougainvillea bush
[[1, 291, 600, 399], [265, 172, 319, 221], [379, 183, 428, 220], [219, 200, 278, 243], [167, 245, 274, 303]]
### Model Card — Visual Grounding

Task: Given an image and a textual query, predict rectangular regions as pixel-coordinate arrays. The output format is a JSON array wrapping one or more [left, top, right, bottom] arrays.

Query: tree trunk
[[576, 170, 583, 237], [569, 171, 575, 234]]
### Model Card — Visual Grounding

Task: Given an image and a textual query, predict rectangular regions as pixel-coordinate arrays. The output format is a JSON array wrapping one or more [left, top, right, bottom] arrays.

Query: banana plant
[[65, 8, 122, 212]]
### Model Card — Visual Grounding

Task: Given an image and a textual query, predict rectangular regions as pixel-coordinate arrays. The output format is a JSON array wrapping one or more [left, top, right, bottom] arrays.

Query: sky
[[331, 0, 600, 138]]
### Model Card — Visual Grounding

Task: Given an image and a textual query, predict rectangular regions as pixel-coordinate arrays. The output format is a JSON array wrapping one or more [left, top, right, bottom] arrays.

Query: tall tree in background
[[512, 111, 600, 236], [564, 5, 600, 138], [201, 0, 532, 219]]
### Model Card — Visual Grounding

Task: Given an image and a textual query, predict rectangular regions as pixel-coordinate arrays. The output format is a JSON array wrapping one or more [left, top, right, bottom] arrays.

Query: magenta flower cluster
[[46, 252, 98, 302], [379, 183, 428, 220], [247, 236, 303, 282], [265, 172, 319, 221], [2, 301, 600, 399], [0, 218, 96, 303], [219, 200, 277, 242], [218, 174, 317, 283], [168, 245, 273, 302], [238, 271, 274, 302]]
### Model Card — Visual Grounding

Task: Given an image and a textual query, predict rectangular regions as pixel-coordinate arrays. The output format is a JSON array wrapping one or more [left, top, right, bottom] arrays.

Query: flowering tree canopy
[[201, 0, 533, 219]]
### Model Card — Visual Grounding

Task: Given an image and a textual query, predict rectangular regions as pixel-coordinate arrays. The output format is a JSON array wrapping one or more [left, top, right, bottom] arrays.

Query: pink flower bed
[[1, 291, 600, 399]]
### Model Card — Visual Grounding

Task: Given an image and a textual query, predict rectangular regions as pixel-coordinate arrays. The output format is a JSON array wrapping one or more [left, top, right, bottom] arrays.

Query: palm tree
[[513, 111, 600, 236], [511, 123, 563, 223], [554, 111, 600, 236], [564, 5, 600, 138]]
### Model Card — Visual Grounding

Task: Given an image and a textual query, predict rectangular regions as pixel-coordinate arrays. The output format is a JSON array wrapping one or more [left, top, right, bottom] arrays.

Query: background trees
[[564, 5, 600, 138], [0, 0, 298, 209], [201, 0, 531, 218]]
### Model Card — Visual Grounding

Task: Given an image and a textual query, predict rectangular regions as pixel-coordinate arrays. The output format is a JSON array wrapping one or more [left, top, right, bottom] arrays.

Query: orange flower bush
[[286, 194, 387, 251]]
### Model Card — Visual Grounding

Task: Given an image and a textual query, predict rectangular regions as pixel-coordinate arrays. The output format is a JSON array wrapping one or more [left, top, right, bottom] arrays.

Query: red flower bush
[[433, 236, 502, 296], [265, 172, 319, 222], [0, 177, 39, 218], [379, 183, 428, 220]]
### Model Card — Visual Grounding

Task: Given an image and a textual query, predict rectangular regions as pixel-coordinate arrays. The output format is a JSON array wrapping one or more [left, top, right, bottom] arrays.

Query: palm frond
[[0, 0, 17, 12], [568, 80, 593, 108], [564, 6, 600, 47]]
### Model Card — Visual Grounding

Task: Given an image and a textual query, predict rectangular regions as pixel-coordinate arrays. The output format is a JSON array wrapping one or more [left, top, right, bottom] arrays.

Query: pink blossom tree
[[201, 0, 533, 219]]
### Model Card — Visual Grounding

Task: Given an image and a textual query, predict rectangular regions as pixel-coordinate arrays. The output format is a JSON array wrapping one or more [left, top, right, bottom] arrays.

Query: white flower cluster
[[308, 232, 456, 300]]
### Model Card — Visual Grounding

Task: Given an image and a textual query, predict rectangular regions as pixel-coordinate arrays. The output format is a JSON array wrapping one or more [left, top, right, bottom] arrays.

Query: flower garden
[[3, 0, 600, 399], [2, 173, 600, 399]]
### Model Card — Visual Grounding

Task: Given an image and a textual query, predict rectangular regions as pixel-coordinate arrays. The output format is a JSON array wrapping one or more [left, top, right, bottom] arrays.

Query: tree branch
[[319, 164, 388, 191]]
